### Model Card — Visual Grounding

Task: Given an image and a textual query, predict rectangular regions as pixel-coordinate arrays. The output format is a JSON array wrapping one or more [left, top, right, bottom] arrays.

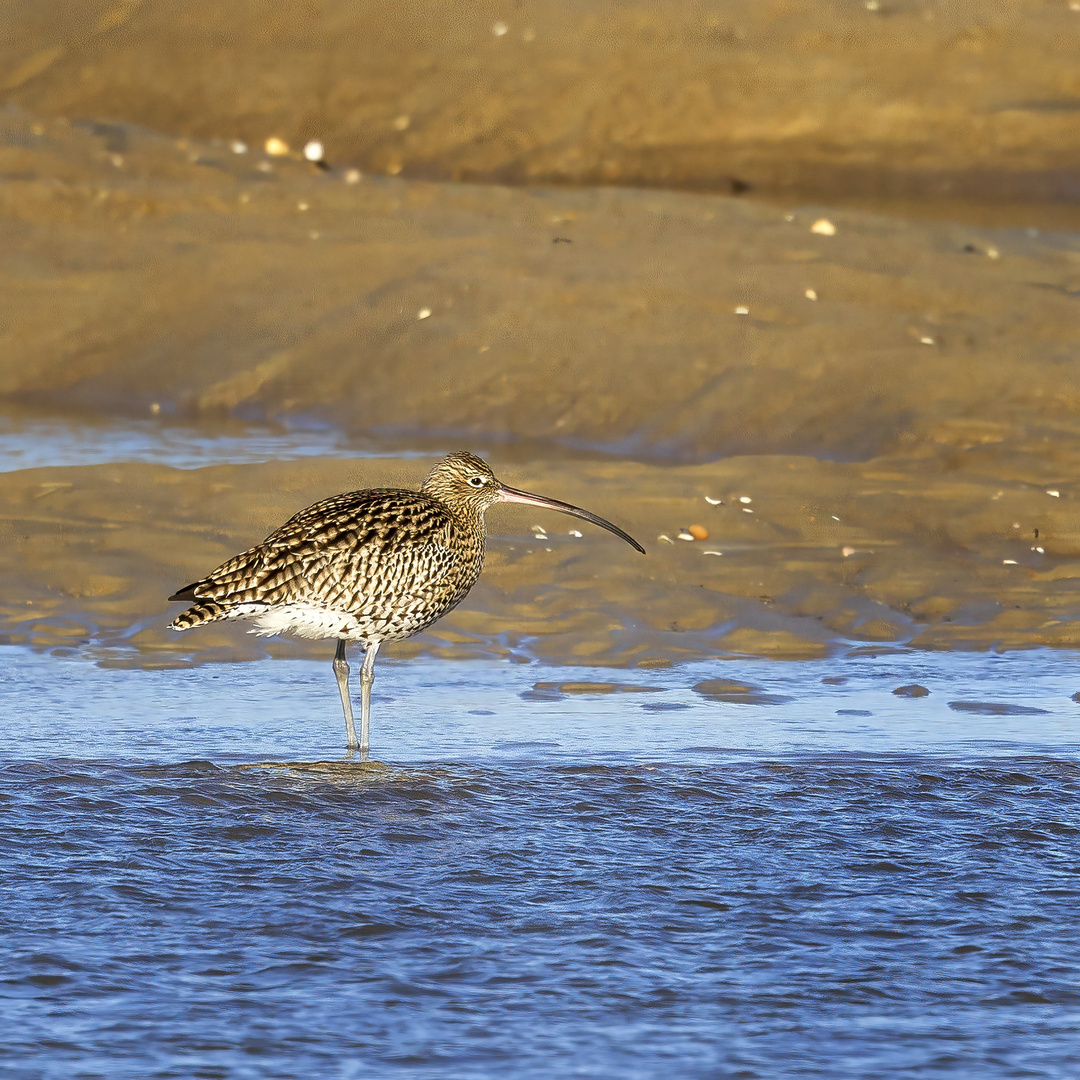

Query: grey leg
[[358, 641, 380, 759], [333, 639, 359, 750]]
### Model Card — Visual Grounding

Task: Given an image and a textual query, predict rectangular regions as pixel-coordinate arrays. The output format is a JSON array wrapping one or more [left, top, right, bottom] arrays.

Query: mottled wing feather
[[171, 488, 467, 632]]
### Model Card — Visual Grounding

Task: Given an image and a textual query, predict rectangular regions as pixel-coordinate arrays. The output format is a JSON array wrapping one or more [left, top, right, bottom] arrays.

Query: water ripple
[[2, 756, 1080, 1078]]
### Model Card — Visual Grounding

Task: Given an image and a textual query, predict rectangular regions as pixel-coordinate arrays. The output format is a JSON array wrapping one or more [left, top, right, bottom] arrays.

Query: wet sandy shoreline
[[2, 108, 1079, 664], [2, 449, 1079, 668], [3, 2, 1080, 670]]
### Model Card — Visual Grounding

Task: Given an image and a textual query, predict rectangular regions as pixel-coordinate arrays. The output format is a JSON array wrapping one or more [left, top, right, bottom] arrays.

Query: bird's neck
[[449, 501, 486, 536]]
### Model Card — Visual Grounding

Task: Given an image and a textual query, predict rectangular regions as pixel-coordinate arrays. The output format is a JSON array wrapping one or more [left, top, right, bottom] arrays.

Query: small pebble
[[734, 305, 750, 315], [805, 288, 818, 300], [230, 140, 247, 154], [492, 21, 509, 35], [264, 137, 290, 156], [418, 308, 432, 319], [811, 218, 837, 236], [303, 140, 324, 162], [1003, 559, 1018, 565], [738, 496, 752, 504], [1047, 490, 1060, 497], [704, 496, 722, 505], [344, 169, 362, 184], [920, 336, 935, 345], [677, 531, 695, 541], [842, 546, 856, 557]]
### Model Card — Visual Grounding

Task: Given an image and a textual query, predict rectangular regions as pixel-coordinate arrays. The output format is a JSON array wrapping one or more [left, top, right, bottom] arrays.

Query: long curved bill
[[497, 484, 646, 554]]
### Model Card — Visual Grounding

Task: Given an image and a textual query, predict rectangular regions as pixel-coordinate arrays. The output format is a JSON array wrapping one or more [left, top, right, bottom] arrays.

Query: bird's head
[[421, 451, 504, 512], [421, 452, 645, 553]]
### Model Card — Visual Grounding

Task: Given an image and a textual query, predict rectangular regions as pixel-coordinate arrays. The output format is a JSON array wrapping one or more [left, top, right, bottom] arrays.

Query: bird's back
[[170, 487, 486, 642]]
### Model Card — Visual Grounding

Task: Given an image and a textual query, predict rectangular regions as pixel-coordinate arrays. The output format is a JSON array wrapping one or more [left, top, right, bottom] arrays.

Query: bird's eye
[[467, 475, 486, 488]]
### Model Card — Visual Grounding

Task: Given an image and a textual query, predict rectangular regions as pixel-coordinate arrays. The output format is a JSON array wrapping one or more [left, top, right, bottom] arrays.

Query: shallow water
[[5, 649, 1080, 761], [0, 413, 344, 472], [3, 650, 1080, 1078], [0, 408, 457, 472]]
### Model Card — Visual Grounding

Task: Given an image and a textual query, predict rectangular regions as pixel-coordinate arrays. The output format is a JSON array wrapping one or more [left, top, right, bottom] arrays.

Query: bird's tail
[[169, 594, 235, 631], [168, 545, 270, 631]]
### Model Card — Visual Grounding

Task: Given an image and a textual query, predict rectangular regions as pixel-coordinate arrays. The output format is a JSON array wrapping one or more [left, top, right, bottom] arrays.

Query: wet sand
[[2, 117, 1080, 665], [3, 109, 1080, 463], [5, 0, 1080, 206], [2, 447, 1080, 668], [2, 4, 1080, 670]]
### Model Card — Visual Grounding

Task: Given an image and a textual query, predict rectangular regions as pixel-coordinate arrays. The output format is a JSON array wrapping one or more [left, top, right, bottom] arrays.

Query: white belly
[[239, 603, 367, 641]]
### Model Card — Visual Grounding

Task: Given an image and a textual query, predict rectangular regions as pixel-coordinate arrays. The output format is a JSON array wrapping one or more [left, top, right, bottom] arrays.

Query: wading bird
[[169, 452, 644, 756]]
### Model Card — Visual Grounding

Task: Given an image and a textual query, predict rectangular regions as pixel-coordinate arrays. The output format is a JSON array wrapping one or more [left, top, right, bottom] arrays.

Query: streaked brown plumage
[[169, 451, 645, 756]]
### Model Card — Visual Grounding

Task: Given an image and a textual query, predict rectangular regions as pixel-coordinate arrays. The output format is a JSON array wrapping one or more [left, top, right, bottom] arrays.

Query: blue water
[[0, 414, 352, 471], [1, 649, 1079, 1077], [0, 412, 451, 472]]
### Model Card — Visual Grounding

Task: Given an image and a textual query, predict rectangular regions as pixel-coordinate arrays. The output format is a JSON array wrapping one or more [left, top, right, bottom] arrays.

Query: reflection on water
[[2, 647, 1079, 1078]]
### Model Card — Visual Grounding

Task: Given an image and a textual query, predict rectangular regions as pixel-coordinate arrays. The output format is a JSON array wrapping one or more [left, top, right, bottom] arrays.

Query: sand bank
[[4, 0, 1079, 205], [2, 111, 1079, 465]]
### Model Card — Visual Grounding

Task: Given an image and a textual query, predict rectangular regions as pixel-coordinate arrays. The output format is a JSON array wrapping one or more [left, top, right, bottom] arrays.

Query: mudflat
[[1, 1, 1079, 668]]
